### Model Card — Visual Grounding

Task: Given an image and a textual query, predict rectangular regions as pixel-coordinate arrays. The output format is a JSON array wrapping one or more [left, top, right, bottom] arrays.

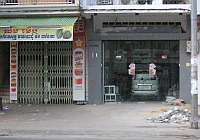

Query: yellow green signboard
[[0, 26, 74, 41]]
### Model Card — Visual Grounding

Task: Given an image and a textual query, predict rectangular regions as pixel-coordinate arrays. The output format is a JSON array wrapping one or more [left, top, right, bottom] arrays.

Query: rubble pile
[[165, 96, 185, 106], [147, 107, 191, 123]]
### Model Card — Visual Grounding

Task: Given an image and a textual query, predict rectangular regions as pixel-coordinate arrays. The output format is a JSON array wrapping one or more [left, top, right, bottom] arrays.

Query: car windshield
[[135, 64, 149, 74], [134, 64, 156, 80]]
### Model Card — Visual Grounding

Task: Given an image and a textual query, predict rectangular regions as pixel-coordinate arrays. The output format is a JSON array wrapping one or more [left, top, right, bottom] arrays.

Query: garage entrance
[[18, 42, 73, 104], [103, 40, 179, 101], [0, 42, 10, 102]]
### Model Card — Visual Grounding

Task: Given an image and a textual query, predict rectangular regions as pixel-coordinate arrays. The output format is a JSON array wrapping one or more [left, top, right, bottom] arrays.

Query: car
[[131, 73, 159, 97]]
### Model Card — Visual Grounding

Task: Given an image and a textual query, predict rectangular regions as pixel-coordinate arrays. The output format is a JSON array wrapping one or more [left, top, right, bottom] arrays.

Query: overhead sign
[[0, 26, 74, 41]]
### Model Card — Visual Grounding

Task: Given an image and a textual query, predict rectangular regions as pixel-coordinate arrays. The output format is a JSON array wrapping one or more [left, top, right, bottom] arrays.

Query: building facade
[[0, 0, 198, 105], [0, 0, 87, 104], [82, 0, 192, 104]]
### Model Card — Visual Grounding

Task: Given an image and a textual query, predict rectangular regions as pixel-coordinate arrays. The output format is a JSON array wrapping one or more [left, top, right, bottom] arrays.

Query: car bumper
[[132, 90, 159, 96]]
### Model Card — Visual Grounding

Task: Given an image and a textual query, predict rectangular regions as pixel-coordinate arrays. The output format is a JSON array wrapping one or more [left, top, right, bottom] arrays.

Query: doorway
[[103, 40, 179, 101], [0, 42, 10, 100]]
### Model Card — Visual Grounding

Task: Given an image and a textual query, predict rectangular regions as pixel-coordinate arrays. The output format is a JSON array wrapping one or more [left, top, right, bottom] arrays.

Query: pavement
[[0, 102, 200, 140]]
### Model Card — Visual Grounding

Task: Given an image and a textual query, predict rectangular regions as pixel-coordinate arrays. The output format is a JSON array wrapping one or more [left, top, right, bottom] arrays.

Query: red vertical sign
[[10, 42, 18, 101], [73, 18, 86, 101]]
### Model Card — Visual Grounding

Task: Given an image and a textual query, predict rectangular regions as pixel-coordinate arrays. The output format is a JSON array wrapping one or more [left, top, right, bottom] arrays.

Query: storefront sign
[[0, 26, 73, 41], [73, 37, 85, 101], [73, 19, 86, 101], [10, 42, 18, 101]]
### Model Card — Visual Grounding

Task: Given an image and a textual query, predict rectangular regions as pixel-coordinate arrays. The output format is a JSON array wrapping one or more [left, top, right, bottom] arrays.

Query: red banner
[[10, 42, 18, 101], [73, 18, 86, 101]]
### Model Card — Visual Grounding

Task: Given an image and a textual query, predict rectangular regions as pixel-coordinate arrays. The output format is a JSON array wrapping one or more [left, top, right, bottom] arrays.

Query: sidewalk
[[0, 102, 200, 140]]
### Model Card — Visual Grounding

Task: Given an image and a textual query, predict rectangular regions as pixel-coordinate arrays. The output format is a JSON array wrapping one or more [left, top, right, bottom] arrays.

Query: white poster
[[10, 42, 18, 101]]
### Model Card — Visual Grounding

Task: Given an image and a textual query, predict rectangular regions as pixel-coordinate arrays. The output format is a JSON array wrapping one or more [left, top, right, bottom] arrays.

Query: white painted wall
[[198, 0, 200, 15]]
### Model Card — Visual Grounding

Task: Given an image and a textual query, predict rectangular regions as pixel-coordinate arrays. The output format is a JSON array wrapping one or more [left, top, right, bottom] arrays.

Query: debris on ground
[[147, 107, 191, 123], [165, 96, 176, 104], [2, 106, 9, 111], [0, 106, 10, 113], [165, 96, 185, 106]]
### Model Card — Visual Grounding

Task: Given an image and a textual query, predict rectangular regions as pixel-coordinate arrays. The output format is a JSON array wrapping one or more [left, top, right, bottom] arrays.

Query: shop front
[[0, 17, 87, 104], [86, 13, 191, 104], [103, 40, 179, 101]]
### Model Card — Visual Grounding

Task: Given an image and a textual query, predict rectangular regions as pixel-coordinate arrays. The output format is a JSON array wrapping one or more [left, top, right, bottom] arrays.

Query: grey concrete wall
[[198, 28, 200, 105], [85, 41, 88, 102], [179, 40, 191, 103], [87, 41, 103, 104], [179, 15, 191, 103], [86, 19, 103, 104], [88, 14, 189, 41]]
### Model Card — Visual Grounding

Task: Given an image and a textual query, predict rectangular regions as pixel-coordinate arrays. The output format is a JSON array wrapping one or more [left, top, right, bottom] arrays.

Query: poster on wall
[[73, 37, 85, 101], [10, 42, 18, 101], [73, 19, 86, 101], [0, 26, 74, 41]]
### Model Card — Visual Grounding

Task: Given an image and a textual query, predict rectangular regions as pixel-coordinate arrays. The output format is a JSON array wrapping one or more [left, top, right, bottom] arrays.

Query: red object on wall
[[72, 18, 86, 101], [75, 79, 83, 85]]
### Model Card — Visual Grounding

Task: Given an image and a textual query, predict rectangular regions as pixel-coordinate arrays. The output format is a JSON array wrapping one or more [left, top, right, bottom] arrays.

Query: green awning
[[0, 17, 78, 27]]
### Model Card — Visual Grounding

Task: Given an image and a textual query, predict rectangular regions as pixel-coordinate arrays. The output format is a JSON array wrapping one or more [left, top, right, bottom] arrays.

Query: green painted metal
[[0, 17, 78, 26], [18, 42, 73, 104]]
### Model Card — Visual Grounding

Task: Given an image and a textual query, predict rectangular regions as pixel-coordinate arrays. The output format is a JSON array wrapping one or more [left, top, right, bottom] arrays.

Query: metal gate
[[18, 42, 73, 104]]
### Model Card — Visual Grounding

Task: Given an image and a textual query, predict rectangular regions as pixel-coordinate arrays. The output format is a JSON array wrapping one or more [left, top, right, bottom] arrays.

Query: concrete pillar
[[198, 31, 200, 105], [0, 49, 3, 86], [179, 40, 191, 103], [198, 52, 200, 105]]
